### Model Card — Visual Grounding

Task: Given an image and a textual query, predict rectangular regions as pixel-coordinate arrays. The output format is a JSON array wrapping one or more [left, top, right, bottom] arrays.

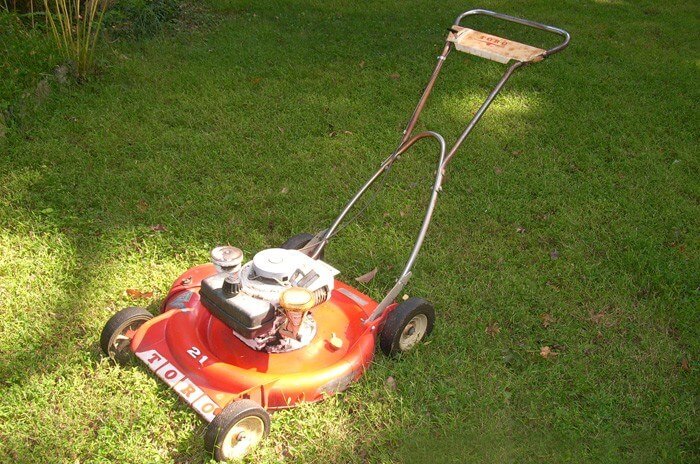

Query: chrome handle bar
[[455, 9, 570, 58]]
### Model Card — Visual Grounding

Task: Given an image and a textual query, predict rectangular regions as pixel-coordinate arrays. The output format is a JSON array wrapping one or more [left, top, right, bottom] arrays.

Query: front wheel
[[205, 399, 270, 461], [380, 297, 435, 356], [100, 307, 153, 364]]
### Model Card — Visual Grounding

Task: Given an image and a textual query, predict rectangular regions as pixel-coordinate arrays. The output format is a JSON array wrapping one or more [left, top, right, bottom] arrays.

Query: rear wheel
[[205, 399, 270, 461], [100, 307, 153, 364], [380, 297, 435, 356], [280, 232, 325, 260]]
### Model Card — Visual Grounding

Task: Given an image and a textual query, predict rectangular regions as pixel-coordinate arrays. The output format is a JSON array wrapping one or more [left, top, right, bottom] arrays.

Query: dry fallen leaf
[[494, 166, 503, 175], [126, 289, 154, 299], [486, 321, 501, 337], [516, 226, 526, 234], [540, 346, 558, 359], [150, 224, 167, 232], [590, 311, 606, 325], [280, 187, 288, 195], [541, 313, 554, 328], [389, 73, 400, 80], [359, 60, 366, 68], [136, 199, 149, 213], [355, 267, 378, 283], [385, 376, 397, 390], [251, 77, 262, 84], [681, 357, 690, 372]]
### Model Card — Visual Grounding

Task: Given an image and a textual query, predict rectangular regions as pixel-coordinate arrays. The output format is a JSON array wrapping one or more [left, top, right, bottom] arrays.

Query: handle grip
[[455, 9, 570, 58]]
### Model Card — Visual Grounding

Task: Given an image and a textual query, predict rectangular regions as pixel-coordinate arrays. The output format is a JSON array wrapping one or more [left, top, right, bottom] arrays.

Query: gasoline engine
[[200, 246, 339, 353]]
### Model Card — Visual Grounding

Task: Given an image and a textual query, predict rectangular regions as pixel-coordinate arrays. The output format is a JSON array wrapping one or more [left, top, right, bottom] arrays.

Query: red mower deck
[[131, 265, 382, 417]]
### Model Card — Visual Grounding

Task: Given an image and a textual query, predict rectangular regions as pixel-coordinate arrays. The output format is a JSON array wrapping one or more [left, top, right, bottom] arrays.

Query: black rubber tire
[[379, 297, 435, 357], [100, 307, 153, 365], [280, 232, 324, 260], [205, 399, 271, 461]]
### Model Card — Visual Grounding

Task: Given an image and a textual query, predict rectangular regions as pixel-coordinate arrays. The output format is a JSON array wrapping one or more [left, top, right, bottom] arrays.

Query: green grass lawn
[[0, 0, 698, 462]]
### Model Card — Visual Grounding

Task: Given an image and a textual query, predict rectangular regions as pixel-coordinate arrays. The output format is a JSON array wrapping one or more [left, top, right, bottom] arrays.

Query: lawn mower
[[101, 9, 569, 460]]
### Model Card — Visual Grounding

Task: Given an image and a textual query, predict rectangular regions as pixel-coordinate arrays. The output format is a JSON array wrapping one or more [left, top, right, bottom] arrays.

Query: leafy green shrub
[[2, 1, 44, 28], [0, 12, 59, 106], [103, 0, 181, 38], [2, 1, 37, 13]]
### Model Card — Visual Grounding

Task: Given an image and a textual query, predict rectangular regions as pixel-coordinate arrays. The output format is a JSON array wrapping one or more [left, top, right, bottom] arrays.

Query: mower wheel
[[100, 307, 153, 364], [205, 399, 270, 461], [280, 232, 324, 260], [380, 297, 435, 357]]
